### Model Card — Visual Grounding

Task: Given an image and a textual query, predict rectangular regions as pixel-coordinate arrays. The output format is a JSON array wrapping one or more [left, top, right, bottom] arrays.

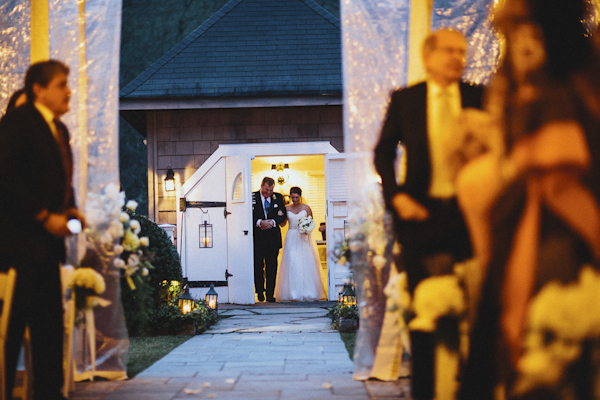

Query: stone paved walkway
[[68, 302, 409, 399]]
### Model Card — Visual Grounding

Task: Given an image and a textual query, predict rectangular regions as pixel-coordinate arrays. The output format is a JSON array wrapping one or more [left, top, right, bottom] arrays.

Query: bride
[[275, 186, 327, 301]]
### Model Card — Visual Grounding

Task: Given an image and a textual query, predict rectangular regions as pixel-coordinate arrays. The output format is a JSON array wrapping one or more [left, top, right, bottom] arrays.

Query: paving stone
[[69, 303, 405, 400]]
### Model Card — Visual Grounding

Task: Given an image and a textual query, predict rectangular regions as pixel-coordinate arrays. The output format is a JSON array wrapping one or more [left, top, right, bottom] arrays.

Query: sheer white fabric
[[275, 210, 327, 301]]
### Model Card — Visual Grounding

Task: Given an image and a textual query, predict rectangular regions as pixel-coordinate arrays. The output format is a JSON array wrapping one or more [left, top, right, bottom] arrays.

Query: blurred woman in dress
[[456, 0, 600, 398]]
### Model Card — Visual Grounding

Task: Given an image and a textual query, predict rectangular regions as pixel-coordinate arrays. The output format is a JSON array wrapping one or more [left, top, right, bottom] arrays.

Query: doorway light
[[271, 162, 289, 185]]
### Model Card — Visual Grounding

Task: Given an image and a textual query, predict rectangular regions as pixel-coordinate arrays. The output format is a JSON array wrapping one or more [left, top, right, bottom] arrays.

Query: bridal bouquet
[[298, 215, 316, 235]]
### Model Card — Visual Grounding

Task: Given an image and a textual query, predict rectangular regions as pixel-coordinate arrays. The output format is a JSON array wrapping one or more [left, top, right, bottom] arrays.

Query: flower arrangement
[[408, 274, 466, 333], [513, 265, 600, 395], [71, 267, 111, 310], [112, 200, 153, 290], [85, 186, 153, 291], [298, 215, 316, 235]]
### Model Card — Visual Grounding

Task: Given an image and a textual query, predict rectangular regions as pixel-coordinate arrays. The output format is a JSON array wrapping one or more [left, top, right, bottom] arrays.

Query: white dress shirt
[[256, 193, 276, 228], [426, 80, 461, 198]]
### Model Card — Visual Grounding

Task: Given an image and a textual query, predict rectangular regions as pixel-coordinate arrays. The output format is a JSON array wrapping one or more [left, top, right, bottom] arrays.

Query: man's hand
[[44, 212, 72, 237], [259, 220, 273, 230], [391, 193, 429, 221]]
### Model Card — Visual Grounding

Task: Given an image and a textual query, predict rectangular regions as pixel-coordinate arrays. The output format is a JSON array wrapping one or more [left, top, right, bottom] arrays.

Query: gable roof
[[120, 0, 341, 99]]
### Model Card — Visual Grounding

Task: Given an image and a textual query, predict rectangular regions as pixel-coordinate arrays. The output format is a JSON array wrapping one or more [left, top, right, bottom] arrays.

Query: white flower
[[141, 267, 149, 276], [114, 258, 125, 268], [513, 266, 600, 394], [409, 274, 465, 332], [108, 219, 124, 238], [126, 200, 138, 211], [139, 236, 150, 247], [127, 254, 140, 267], [130, 219, 141, 234], [113, 244, 124, 255], [297, 215, 315, 235], [119, 212, 130, 223]]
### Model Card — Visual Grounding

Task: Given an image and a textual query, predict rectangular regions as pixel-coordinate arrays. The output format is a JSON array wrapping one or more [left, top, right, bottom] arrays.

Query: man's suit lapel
[[409, 83, 431, 195], [30, 106, 67, 183]]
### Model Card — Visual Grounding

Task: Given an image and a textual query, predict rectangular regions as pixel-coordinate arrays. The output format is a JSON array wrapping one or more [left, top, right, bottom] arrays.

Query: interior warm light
[[271, 162, 290, 185]]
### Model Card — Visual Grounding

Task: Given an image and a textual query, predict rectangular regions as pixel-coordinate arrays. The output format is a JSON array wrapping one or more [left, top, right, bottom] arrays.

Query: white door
[[225, 154, 255, 304], [325, 153, 350, 300], [182, 158, 230, 301]]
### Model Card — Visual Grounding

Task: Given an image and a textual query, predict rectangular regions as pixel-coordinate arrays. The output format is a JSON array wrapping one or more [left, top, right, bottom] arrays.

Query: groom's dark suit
[[252, 190, 287, 301], [0, 102, 75, 399], [374, 81, 483, 400]]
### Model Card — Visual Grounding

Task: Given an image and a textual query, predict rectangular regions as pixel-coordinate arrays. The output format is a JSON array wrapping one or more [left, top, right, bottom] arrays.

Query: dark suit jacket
[[374, 81, 484, 208], [0, 102, 75, 267], [252, 191, 287, 252], [374, 81, 484, 261]]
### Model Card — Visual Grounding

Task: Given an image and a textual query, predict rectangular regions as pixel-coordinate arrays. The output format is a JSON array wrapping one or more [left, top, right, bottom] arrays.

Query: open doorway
[[178, 142, 340, 304], [251, 155, 328, 289]]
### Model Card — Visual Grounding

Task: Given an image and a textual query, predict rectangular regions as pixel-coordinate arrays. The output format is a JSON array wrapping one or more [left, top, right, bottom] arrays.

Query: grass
[[340, 332, 357, 360], [127, 335, 193, 378]]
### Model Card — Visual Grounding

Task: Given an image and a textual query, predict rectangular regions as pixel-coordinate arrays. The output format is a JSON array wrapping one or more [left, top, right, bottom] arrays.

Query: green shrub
[[146, 301, 218, 336], [327, 303, 359, 330], [121, 210, 183, 336]]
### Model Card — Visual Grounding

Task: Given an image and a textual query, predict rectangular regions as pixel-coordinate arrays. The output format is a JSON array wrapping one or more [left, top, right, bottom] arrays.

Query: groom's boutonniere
[[272, 195, 276, 200]]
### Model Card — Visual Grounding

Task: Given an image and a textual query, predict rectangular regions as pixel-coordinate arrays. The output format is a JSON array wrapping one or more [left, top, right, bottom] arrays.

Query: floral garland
[[84, 184, 153, 291], [112, 201, 153, 290]]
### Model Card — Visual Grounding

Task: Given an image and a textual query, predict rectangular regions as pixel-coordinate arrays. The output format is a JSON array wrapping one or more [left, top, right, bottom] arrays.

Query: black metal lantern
[[164, 167, 175, 192], [199, 221, 213, 248], [339, 283, 357, 306], [205, 283, 218, 311], [178, 280, 194, 315]]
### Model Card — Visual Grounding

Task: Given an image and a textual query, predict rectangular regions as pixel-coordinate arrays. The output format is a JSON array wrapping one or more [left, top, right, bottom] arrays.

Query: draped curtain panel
[[0, 0, 125, 381], [341, 0, 498, 379]]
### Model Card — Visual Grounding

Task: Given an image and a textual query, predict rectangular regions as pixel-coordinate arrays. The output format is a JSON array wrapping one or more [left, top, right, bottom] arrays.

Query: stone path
[[68, 302, 409, 399]]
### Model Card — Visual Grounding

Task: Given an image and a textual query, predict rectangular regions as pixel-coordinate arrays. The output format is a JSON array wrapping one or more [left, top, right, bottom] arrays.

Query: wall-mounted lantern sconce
[[199, 210, 213, 248], [205, 283, 218, 311], [271, 162, 290, 185], [165, 167, 175, 192], [178, 279, 194, 314]]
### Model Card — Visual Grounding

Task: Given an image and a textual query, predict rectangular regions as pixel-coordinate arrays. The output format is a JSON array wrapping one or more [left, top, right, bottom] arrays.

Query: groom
[[252, 177, 287, 302]]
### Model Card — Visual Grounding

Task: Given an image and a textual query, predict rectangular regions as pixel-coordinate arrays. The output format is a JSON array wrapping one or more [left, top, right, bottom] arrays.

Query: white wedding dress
[[275, 210, 327, 301]]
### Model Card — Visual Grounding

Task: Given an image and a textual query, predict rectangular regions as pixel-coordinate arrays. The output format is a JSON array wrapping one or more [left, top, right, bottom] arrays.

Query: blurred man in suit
[[0, 60, 84, 400], [252, 177, 287, 302], [374, 29, 484, 400]]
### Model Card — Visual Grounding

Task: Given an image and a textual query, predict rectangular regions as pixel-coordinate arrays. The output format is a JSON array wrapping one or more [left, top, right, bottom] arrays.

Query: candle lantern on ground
[[178, 280, 194, 315], [339, 283, 357, 306], [205, 283, 218, 311]]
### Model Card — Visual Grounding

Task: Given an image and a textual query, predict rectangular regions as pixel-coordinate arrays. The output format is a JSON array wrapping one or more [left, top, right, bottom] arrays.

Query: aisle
[[68, 302, 408, 399]]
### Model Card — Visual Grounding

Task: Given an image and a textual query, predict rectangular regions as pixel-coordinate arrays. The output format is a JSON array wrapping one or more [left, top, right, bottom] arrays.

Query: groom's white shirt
[[256, 192, 276, 228]]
